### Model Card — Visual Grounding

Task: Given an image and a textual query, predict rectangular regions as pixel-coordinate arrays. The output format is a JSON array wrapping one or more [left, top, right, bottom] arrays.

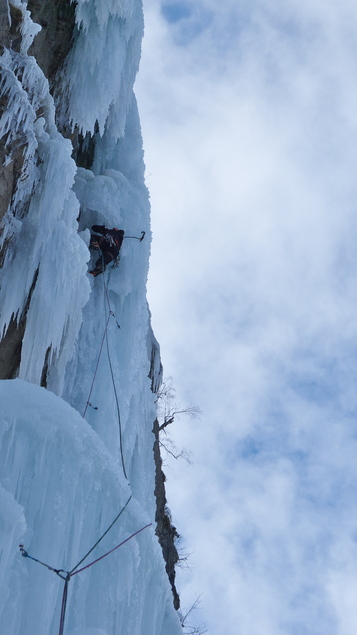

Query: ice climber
[[89, 225, 125, 277]]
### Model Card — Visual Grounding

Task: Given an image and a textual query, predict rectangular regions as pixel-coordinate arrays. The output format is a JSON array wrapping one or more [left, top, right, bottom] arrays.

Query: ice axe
[[111, 231, 145, 269], [124, 231, 145, 242]]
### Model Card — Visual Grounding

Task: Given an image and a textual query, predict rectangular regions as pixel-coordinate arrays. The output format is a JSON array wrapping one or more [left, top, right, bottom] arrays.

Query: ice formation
[[0, 1, 182, 633]]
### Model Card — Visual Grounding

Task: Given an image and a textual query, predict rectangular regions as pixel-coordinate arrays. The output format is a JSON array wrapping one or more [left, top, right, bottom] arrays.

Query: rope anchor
[[87, 402, 98, 411], [19, 545, 69, 580], [19, 504, 151, 635], [108, 310, 120, 328]]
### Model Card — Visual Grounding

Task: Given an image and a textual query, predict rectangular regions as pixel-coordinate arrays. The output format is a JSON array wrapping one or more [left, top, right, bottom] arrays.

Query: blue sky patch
[[160, 1, 214, 44], [161, 2, 191, 24]]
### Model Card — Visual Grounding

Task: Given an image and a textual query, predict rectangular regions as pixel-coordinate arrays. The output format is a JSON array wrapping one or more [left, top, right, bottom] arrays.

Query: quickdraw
[[111, 254, 121, 269]]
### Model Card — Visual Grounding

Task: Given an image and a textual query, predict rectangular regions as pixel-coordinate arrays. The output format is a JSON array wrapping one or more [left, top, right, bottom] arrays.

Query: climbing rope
[[101, 272, 127, 480], [18, 546, 67, 579], [19, 495, 132, 577], [69, 523, 152, 576], [58, 574, 70, 635], [85, 229, 145, 416], [82, 313, 111, 418], [20, 232, 149, 634], [82, 259, 127, 481], [105, 327, 127, 480], [83, 252, 119, 417], [20, 523, 151, 635], [19, 496, 152, 635], [69, 494, 132, 574], [102, 267, 113, 314]]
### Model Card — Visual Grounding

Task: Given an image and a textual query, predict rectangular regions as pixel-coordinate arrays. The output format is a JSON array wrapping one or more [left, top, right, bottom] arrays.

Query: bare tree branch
[[180, 595, 208, 634], [159, 439, 192, 465]]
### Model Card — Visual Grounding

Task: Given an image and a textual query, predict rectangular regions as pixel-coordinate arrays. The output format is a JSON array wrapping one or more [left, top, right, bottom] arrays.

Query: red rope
[[21, 522, 152, 635], [69, 495, 132, 574], [71, 524, 152, 576]]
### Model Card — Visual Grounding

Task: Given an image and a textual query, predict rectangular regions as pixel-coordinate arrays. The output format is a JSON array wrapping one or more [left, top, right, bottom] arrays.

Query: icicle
[[59, 0, 144, 138], [0, 40, 90, 390]]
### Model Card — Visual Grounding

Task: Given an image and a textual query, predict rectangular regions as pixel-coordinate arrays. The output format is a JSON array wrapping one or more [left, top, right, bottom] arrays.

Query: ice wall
[[0, 1, 182, 633], [0, 380, 180, 635]]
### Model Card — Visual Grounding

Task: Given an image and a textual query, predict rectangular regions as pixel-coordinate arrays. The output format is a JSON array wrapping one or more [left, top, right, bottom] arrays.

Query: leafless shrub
[[156, 377, 201, 464], [180, 595, 208, 635]]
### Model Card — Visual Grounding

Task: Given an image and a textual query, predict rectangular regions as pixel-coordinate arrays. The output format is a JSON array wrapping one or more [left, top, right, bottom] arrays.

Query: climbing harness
[[19, 496, 152, 635], [90, 229, 145, 273], [105, 233, 118, 248]]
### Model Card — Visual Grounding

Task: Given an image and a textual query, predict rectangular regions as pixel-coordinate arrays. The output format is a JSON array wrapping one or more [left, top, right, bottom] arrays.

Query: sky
[[135, 1, 357, 633]]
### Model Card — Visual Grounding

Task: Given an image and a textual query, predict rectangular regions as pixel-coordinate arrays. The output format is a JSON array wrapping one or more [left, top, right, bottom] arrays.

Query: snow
[[0, 1, 182, 634]]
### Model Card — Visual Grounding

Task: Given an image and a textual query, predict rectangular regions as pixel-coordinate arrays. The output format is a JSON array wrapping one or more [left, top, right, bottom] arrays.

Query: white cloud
[[136, 0, 357, 632]]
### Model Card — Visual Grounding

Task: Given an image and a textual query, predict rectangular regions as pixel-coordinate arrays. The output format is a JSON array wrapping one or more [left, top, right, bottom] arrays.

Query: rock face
[[26, 0, 76, 85], [0, 269, 38, 380], [0, 140, 26, 226], [153, 418, 181, 611], [0, 5, 27, 377], [0, 1, 11, 50], [0, 3, 28, 226], [148, 330, 180, 609], [0, 0, 76, 380]]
